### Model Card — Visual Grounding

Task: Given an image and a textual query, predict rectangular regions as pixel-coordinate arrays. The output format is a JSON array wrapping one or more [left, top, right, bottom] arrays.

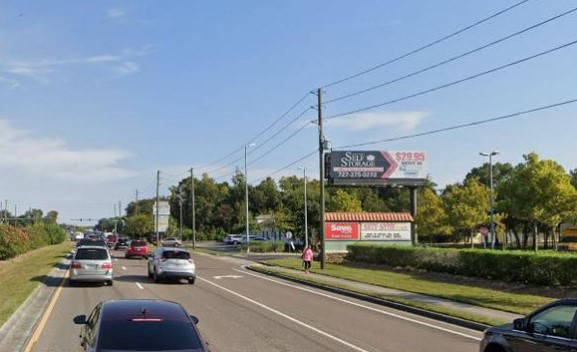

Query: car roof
[[76, 245, 108, 250], [101, 300, 189, 322], [160, 247, 188, 252]]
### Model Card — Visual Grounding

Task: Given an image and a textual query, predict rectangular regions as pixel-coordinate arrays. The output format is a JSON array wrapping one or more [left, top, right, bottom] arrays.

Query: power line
[[336, 98, 577, 149], [252, 149, 317, 184], [321, 0, 535, 89], [325, 6, 577, 104], [195, 92, 312, 171], [326, 38, 577, 119]]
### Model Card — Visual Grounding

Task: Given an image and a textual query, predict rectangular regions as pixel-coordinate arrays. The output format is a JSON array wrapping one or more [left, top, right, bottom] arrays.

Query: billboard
[[327, 151, 427, 186], [360, 222, 411, 241], [153, 201, 170, 233], [325, 222, 360, 240]]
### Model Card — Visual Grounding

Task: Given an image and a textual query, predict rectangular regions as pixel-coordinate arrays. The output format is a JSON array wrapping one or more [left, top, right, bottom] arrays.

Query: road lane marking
[[122, 266, 127, 271], [213, 275, 242, 279], [23, 267, 70, 352], [114, 258, 118, 262], [197, 276, 371, 352], [136, 283, 144, 290], [234, 268, 482, 341]]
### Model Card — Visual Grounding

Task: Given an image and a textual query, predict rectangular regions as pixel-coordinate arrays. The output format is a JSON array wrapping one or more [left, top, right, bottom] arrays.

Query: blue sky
[[1, 0, 576, 223]]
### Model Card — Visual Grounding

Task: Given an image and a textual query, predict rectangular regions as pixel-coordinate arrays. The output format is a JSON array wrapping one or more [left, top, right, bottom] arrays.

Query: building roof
[[325, 212, 413, 222]]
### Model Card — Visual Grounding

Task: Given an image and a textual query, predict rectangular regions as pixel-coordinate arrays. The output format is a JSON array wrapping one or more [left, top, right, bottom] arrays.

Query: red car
[[125, 240, 149, 259], [106, 234, 118, 248]]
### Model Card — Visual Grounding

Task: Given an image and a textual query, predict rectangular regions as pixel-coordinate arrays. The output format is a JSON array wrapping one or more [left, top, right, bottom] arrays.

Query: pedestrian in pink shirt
[[301, 245, 313, 274]]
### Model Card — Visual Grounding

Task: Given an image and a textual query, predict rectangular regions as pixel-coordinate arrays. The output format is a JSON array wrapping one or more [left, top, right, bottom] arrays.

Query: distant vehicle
[[251, 235, 270, 241], [125, 240, 149, 259], [73, 299, 207, 352], [114, 237, 130, 250], [224, 234, 244, 245], [480, 298, 577, 352], [161, 237, 181, 247], [148, 248, 195, 284], [106, 234, 118, 248], [70, 246, 113, 286], [76, 239, 107, 249]]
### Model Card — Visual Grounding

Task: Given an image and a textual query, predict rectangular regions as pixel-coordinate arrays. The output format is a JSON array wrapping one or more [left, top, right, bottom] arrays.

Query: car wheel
[[148, 267, 153, 278], [107, 280, 113, 286], [68, 279, 76, 287], [188, 278, 195, 285], [153, 270, 160, 283]]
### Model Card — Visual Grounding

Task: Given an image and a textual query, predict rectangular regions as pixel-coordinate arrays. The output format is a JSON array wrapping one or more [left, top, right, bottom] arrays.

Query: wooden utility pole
[[318, 88, 326, 270], [155, 171, 160, 246], [190, 168, 196, 250]]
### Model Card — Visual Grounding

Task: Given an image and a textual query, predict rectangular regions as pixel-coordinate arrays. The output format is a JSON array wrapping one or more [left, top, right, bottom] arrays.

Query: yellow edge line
[[23, 267, 69, 352]]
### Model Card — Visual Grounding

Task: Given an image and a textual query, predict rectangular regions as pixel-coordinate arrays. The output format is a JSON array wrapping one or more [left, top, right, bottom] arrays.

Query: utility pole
[[119, 201, 122, 217], [317, 88, 326, 270], [4, 200, 8, 224], [156, 170, 160, 247], [244, 143, 256, 255], [135, 189, 139, 215], [190, 168, 196, 251], [298, 166, 309, 248], [14, 204, 17, 217], [178, 185, 183, 241]]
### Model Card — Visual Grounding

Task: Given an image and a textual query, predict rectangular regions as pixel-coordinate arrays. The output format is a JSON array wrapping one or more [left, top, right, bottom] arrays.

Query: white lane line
[[114, 258, 118, 262], [135, 283, 144, 290], [122, 266, 127, 271], [233, 268, 482, 341], [197, 276, 370, 352]]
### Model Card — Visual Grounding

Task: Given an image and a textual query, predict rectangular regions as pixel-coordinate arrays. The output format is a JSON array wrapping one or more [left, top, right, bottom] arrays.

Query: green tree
[[465, 162, 514, 190], [327, 189, 362, 212], [124, 214, 154, 237], [46, 210, 59, 224], [416, 188, 453, 240]]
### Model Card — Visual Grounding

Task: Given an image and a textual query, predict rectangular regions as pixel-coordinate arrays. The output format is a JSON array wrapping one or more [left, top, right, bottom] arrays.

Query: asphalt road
[[33, 250, 483, 352]]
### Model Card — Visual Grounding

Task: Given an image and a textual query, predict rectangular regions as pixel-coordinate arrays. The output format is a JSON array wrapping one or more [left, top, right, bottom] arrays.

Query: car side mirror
[[513, 318, 526, 331], [190, 315, 199, 325], [73, 315, 87, 325]]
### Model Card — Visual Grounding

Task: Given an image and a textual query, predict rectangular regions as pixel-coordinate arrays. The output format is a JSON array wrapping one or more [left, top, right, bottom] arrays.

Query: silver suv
[[148, 248, 196, 284], [70, 246, 113, 286]]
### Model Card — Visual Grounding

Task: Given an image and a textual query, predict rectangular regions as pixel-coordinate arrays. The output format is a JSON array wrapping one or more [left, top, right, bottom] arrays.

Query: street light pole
[[245, 143, 256, 254], [190, 168, 196, 251], [298, 166, 310, 248], [178, 185, 183, 242], [480, 151, 499, 249]]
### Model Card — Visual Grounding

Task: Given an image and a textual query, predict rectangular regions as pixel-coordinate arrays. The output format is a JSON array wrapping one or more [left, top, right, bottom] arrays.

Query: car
[[106, 234, 118, 248], [148, 248, 196, 284], [73, 299, 207, 352], [70, 246, 114, 286], [76, 239, 107, 249], [161, 237, 182, 247], [125, 240, 149, 259], [114, 237, 130, 250], [224, 234, 244, 245], [251, 235, 270, 241], [480, 298, 577, 352]]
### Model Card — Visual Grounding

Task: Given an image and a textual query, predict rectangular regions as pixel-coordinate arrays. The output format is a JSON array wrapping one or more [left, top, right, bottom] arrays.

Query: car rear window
[[75, 248, 109, 260], [132, 240, 146, 247], [98, 320, 203, 351], [162, 251, 190, 260]]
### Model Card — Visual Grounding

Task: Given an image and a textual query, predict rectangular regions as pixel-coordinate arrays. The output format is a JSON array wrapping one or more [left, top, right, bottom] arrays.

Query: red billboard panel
[[325, 222, 360, 240]]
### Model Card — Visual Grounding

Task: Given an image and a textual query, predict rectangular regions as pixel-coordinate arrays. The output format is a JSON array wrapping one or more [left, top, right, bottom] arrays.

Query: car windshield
[[75, 248, 108, 260], [131, 240, 146, 246], [162, 251, 190, 260], [98, 320, 203, 351]]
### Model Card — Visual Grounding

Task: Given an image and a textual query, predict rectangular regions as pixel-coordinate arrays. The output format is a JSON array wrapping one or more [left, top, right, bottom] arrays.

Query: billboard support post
[[317, 88, 326, 270], [409, 186, 418, 245]]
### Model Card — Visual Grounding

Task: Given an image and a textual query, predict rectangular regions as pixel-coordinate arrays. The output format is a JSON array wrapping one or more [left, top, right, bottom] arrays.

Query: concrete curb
[[0, 253, 70, 352], [247, 264, 492, 332]]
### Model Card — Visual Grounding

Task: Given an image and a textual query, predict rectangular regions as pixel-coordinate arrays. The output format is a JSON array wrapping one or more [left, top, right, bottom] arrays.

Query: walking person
[[302, 245, 313, 274]]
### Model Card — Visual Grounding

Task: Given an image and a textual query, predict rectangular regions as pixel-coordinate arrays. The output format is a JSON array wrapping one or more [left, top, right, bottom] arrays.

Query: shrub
[[347, 244, 577, 287], [241, 241, 285, 253], [0, 223, 68, 260]]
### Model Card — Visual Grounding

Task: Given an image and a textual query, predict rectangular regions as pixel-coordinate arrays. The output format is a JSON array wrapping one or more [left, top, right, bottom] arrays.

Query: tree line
[[107, 152, 577, 249]]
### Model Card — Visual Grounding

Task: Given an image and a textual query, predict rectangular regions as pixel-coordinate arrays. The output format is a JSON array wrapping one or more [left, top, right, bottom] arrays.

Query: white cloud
[[0, 75, 20, 89], [106, 8, 126, 19], [0, 119, 137, 184], [0, 46, 152, 84], [327, 111, 429, 131]]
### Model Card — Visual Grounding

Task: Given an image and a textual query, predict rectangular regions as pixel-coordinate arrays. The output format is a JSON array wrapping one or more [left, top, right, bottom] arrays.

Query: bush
[[347, 244, 577, 287], [0, 223, 68, 260], [241, 241, 285, 253]]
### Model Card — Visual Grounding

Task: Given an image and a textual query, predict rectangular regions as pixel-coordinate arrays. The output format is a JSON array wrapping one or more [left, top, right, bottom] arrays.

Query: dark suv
[[74, 299, 208, 351], [480, 298, 577, 352]]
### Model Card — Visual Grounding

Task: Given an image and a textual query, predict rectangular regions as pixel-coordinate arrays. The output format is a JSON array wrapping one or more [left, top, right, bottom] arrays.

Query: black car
[[74, 299, 208, 351], [114, 237, 130, 250], [480, 298, 577, 352], [76, 239, 107, 248]]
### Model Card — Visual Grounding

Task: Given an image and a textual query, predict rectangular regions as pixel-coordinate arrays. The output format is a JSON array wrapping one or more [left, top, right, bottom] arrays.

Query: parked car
[[480, 298, 577, 352], [251, 235, 270, 241], [161, 237, 182, 247], [70, 246, 113, 286], [106, 234, 118, 248], [114, 237, 130, 250], [73, 299, 207, 351], [148, 247, 196, 284], [224, 234, 244, 245], [125, 240, 149, 259]]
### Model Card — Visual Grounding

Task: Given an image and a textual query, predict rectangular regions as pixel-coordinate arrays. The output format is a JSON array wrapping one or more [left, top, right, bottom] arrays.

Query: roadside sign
[[153, 201, 170, 233], [360, 222, 410, 241], [325, 222, 360, 240], [480, 226, 488, 236], [286, 231, 292, 239]]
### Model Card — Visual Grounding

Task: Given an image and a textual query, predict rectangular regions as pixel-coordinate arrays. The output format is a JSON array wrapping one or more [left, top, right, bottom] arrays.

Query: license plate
[[86, 264, 98, 269]]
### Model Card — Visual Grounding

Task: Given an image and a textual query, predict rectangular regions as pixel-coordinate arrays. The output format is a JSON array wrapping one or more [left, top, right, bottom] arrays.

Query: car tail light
[[101, 263, 113, 269], [71, 262, 81, 269]]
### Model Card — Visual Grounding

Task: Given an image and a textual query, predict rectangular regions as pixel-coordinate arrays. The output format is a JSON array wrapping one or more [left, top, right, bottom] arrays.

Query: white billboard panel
[[360, 222, 411, 241]]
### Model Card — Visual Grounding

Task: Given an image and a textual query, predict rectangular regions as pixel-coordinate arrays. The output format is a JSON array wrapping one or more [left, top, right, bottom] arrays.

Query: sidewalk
[[251, 263, 522, 325]]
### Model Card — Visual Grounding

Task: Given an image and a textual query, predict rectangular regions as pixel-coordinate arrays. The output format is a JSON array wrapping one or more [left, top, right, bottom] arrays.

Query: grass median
[[0, 241, 72, 326], [265, 258, 555, 316]]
